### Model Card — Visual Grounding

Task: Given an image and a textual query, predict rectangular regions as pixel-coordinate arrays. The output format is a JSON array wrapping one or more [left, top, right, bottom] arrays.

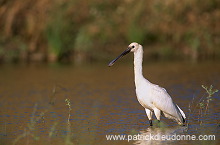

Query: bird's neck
[[134, 47, 145, 85]]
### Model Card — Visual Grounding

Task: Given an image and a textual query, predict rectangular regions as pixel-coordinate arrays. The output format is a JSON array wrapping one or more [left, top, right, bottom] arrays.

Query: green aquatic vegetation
[[13, 86, 75, 145], [201, 85, 218, 114], [65, 98, 74, 145], [13, 100, 74, 145], [13, 104, 46, 145], [187, 85, 218, 129], [49, 122, 58, 138], [65, 98, 72, 126], [198, 85, 218, 125]]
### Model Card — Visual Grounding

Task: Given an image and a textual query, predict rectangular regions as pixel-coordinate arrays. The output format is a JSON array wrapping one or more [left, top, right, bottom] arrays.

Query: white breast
[[135, 79, 155, 110]]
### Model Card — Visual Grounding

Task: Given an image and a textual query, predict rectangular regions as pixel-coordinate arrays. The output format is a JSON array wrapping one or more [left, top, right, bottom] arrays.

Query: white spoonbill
[[108, 42, 186, 126]]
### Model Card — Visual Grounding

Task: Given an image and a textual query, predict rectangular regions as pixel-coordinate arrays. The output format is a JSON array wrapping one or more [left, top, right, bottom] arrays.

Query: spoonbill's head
[[108, 42, 141, 67]]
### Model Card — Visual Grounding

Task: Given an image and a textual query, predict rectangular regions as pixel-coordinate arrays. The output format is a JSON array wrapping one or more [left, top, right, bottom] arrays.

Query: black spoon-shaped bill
[[108, 47, 131, 67]]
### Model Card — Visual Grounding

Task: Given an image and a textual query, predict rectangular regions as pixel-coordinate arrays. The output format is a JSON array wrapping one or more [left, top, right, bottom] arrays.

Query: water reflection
[[134, 126, 187, 145]]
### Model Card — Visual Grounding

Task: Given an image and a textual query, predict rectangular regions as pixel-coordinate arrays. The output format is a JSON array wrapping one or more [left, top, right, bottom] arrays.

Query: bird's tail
[[175, 104, 186, 125], [161, 104, 186, 125]]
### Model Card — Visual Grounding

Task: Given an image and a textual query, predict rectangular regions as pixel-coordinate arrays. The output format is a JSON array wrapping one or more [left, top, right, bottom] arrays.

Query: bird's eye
[[132, 45, 135, 48]]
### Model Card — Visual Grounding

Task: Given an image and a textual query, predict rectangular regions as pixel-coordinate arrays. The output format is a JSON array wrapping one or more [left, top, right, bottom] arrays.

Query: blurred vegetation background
[[0, 0, 219, 64]]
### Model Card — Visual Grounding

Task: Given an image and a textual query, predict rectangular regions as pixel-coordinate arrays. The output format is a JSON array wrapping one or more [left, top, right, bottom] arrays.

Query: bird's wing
[[151, 85, 184, 122]]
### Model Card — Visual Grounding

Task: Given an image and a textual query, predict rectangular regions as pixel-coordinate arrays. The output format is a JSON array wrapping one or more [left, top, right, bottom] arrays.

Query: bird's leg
[[153, 108, 161, 126], [154, 108, 161, 122], [157, 120, 161, 126], [145, 109, 153, 126], [149, 120, 153, 126]]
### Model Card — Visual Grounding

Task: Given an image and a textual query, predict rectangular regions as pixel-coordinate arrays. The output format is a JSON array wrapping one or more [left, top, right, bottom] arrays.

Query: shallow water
[[0, 62, 219, 145]]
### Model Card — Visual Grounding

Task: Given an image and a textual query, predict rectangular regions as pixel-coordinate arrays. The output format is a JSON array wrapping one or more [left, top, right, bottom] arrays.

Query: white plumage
[[108, 42, 186, 126]]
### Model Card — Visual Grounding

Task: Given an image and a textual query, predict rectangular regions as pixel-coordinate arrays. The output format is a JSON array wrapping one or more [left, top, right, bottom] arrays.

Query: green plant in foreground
[[186, 85, 219, 129], [65, 98, 72, 126], [201, 85, 218, 115], [197, 85, 218, 125], [13, 87, 76, 145], [198, 85, 218, 125], [13, 104, 46, 145], [65, 98, 74, 145]]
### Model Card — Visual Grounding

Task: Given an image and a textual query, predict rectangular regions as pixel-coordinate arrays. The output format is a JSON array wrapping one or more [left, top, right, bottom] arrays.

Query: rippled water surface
[[0, 62, 219, 145]]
